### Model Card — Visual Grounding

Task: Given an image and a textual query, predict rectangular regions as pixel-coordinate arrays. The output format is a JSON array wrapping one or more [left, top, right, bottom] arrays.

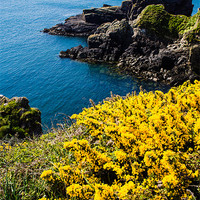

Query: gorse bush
[[40, 80, 200, 200]]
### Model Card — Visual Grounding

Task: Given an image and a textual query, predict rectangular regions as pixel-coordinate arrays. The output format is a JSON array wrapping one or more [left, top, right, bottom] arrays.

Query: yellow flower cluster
[[40, 170, 55, 182], [0, 143, 12, 151], [41, 80, 200, 199]]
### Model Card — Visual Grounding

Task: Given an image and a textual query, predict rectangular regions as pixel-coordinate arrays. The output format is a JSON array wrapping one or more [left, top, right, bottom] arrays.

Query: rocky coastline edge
[[43, 0, 200, 86]]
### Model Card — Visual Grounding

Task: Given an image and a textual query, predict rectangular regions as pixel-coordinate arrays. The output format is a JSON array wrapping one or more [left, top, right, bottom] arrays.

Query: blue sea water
[[0, 0, 199, 128]]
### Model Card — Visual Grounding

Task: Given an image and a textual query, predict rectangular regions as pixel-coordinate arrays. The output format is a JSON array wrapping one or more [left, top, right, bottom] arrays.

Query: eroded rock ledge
[[0, 95, 42, 139], [43, 0, 193, 37]]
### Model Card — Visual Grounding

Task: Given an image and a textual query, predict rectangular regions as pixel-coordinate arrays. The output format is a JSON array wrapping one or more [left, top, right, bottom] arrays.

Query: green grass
[[0, 124, 83, 200]]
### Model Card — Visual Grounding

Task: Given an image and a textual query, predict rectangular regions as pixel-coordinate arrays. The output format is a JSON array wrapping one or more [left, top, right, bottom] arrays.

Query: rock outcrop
[[43, 0, 199, 86], [43, 0, 193, 37], [59, 5, 200, 86], [117, 31, 197, 86], [129, 0, 193, 20], [60, 19, 133, 62], [0, 95, 42, 139], [43, 1, 132, 37], [189, 45, 200, 75], [43, 14, 99, 37]]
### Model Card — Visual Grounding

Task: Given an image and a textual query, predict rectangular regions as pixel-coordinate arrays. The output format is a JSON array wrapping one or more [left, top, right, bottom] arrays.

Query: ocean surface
[[0, 0, 199, 129]]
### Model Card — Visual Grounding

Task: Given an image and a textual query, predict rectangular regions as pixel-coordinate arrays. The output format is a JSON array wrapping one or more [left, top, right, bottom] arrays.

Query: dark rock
[[83, 6, 126, 25], [117, 28, 196, 85], [103, 4, 112, 7], [0, 95, 9, 105], [189, 45, 200, 75], [11, 97, 30, 109], [59, 51, 69, 58], [46, 1, 199, 86], [60, 19, 133, 62], [121, 0, 132, 13], [44, 14, 98, 37], [43, 1, 132, 37], [60, 18, 200, 86], [129, 0, 193, 20], [59, 45, 84, 58], [43, 0, 193, 37], [43, 28, 50, 33]]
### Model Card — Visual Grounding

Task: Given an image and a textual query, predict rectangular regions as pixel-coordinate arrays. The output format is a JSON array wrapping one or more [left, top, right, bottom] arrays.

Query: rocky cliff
[[0, 95, 42, 139], [43, 0, 193, 37], [43, 0, 200, 86]]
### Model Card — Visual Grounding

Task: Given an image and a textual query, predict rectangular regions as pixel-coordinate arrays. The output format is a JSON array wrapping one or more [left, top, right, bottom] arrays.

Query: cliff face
[[0, 95, 42, 139]]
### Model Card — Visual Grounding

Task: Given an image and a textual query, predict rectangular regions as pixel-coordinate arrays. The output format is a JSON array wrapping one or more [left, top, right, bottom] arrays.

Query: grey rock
[[44, 14, 98, 37], [190, 45, 200, 75], [43, 0, 193, 37], [0, 95, 9, 105], [48, 0, 198, 86]]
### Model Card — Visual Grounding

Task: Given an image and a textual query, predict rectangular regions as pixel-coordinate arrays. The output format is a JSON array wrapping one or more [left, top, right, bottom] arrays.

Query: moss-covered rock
[[135, 4, 200, 42], [129, 0, 193, 20], [0, 96, 42, 139]]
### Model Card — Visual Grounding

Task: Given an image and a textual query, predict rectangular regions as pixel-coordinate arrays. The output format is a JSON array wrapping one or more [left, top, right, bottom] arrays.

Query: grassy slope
[[0, 130, 71, 199]]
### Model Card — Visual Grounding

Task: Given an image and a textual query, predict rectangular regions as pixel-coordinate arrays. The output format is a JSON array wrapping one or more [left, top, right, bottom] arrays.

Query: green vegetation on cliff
[[136, 4, 200, 42], [0, 131, 71, 200], [0, 81, 200, 200]]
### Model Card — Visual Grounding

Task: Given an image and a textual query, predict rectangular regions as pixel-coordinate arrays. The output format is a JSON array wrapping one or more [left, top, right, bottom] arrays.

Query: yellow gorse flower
[[41, 80, 200, 199], [40, 170, 55, 182]]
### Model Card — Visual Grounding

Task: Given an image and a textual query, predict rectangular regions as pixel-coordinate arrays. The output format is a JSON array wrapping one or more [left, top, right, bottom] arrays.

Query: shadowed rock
[[129, 0, 193, 20], [190, 45, 200, 75], [43, 1, 132, 37]]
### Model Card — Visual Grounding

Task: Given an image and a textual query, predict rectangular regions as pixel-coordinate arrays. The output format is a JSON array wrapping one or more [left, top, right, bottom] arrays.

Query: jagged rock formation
[[59, 5, 200, 86], [0, 95, 42, 139], [43, 0, 193, 37], [59, 19, 133, 62], [43, 1, 133, 36], [189, 45, 200, 75], [43, 1, 200, 86], [43, 14, 99, 37]]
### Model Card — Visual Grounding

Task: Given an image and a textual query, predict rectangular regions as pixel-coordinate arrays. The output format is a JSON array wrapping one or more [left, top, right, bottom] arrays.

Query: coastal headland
[[44, 0, 200, 86]]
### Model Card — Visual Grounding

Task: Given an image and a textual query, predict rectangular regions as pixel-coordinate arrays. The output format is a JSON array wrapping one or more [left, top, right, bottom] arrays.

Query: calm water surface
[[0, 0, 199, 128]]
